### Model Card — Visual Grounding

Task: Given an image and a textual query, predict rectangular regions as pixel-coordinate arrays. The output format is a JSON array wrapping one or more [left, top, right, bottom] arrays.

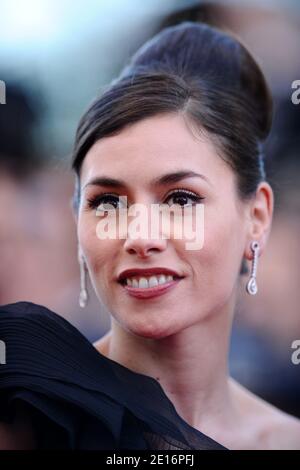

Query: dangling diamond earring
[[78, 252, 89, 308], [246, 241, 260, 295]]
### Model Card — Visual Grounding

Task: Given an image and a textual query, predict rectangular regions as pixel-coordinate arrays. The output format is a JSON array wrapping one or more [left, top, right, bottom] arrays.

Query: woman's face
[[77, 113, 250, 338]]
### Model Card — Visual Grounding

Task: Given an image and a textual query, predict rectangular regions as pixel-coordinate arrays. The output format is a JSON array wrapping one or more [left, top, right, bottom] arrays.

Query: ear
[[244, 181, 274, 260], [71, 201, 78, 225], [71, 175, 80, 225], [77, 243, 85, 264]]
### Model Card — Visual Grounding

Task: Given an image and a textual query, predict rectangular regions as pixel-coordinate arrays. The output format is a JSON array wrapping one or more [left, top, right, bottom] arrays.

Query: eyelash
[[86, 189, 205, 211]]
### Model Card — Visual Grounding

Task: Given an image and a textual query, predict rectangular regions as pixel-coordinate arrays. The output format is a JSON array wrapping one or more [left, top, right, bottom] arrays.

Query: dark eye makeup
[[86, 188, 205, 212]]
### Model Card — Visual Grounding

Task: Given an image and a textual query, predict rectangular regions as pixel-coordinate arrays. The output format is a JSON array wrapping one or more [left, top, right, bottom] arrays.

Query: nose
[[123, 235, 167, 258], [122, 203, 168, 258]]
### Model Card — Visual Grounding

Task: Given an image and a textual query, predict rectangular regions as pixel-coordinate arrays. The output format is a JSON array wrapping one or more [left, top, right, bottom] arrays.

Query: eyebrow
[[83, 170, 212, 191]]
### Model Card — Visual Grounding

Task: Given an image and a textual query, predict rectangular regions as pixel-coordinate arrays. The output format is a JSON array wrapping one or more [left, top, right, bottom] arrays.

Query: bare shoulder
[[230, 378, 300, 449], [0, 401, 36, 450]]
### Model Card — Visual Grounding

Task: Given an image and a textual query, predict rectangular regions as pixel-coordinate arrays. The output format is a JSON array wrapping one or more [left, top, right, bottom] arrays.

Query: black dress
[[0, 301, 227, 450]]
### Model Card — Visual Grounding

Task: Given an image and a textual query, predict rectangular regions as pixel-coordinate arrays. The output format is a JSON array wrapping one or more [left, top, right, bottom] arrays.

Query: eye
[[86, 193, 127, 213], [86, 189, 204, 213], [164, 189, 204, 207]]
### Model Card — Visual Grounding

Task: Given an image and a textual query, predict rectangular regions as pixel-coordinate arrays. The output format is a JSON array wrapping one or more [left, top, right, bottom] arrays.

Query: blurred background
[[0, 0, 299, 417]]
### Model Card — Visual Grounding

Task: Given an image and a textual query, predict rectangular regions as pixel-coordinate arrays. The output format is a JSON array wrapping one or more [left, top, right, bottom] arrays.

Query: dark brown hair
[[72, 22, 274, 277], [72, 22, 272, 214]]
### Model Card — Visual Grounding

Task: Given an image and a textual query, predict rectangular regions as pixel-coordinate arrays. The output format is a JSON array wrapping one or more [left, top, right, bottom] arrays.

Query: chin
[[120, 314, 183, 340]]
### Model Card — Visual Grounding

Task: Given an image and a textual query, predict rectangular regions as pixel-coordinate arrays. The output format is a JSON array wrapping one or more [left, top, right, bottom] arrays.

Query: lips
[[116, 267, 185, 300], [120, 276, 183, 299], [117, 267, 184, 283]]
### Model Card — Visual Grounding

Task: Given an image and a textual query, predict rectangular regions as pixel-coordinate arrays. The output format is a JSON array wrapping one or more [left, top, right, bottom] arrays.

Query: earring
[[78, 253, 89, 308], [246, 241, 260, 295]]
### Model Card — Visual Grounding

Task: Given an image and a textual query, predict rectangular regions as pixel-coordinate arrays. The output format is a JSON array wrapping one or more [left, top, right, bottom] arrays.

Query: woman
[[1, 22, 300, 450]]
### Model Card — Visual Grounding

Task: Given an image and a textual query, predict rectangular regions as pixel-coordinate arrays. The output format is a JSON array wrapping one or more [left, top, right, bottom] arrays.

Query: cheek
[[82, 236, 119, 307], [78, 215, 116, 283], [184, 205, 245, 300], [207, 213, 245, 289]]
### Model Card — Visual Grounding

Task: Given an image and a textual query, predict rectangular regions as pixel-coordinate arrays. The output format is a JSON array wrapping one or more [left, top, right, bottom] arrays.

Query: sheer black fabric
[[0, 301, 227, 450]]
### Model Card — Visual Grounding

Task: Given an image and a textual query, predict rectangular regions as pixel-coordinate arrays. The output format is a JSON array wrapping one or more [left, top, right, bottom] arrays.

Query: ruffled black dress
[[0, 301, 227, 450]]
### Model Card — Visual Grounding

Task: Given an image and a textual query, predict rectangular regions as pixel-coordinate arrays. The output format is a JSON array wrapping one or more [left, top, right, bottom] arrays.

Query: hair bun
[[121, 22, 273, 142]]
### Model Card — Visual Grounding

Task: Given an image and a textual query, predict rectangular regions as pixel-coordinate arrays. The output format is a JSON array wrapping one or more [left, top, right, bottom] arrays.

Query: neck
[[104, 297, 237, 432]]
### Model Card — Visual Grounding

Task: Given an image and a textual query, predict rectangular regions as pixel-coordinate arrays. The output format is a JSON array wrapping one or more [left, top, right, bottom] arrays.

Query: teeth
[[158, 274, 167, 285], [148, 276, 158, 288], [124, 274, 176, 288], [138, 277, 148, 289]]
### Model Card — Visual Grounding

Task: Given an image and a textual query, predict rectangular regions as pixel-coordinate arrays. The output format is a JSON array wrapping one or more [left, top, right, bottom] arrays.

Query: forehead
[[80, 113, 232, 187]]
